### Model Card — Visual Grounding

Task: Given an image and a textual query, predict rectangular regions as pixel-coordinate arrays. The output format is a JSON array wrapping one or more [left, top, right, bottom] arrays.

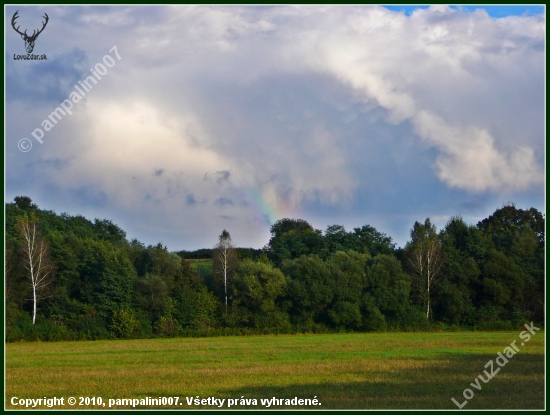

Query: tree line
[[5, 196, 545, 341]]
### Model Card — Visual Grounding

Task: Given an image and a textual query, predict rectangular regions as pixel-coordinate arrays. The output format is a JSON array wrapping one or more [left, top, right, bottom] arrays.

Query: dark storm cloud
[[70, 185, 108, 208], [215, 197, 234, 207], [6, 49, 89, 105], [186, 194, 197, 206]]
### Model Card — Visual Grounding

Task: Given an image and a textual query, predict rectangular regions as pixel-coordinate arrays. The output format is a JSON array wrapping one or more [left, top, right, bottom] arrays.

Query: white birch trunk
[[17, 215, 52, 325], [214, 230, 236, 317]]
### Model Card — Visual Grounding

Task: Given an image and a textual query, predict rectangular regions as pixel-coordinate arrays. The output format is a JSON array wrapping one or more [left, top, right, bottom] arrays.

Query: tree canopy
[[5, 197, 545, 341]]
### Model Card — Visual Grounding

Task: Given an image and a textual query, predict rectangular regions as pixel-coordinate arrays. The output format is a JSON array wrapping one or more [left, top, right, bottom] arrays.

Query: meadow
[[5, 331, 544, 410], [188, 259, 213, 279]]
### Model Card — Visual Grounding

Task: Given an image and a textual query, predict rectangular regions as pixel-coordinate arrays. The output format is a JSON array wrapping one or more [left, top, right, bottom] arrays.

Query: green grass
[[5, 331, 544, 409], [189, 259, 213, 278], [187, 259, 212, 265]]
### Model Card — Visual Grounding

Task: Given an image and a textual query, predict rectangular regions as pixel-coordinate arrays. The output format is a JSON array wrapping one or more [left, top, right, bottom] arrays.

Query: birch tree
[[213, 230, 238, 315], [15, 214, 53, 324], [405, 218, 445, 320]]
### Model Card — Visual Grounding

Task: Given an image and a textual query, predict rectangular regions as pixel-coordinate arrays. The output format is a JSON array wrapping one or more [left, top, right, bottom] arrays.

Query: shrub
[[155, 315, 181, 337], [110, 308, 138, 338]]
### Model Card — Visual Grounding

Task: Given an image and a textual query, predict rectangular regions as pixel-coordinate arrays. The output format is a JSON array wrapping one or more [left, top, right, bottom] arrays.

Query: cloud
[[5, 5, 544, 249], [70, 185, 108, 208], [27, 157, 71, 171], [289, 5, 544, 192], [204, 170, 231, 184], [215, 197, 234, 206], [412, 111, 543, 192], [7, 49, 89, 105]]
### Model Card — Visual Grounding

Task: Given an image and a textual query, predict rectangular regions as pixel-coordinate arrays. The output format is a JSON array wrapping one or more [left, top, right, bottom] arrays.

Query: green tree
[[324, 225, 356, 254], [352, 225, 396, 256], [477, 205, 544, 323], [477, 203, 544, 246], [110, 308, 138, 338], [229, 259, 289, 329], [193, 288, 220, 330], [435, 217, 481, 325], [326, 251, 368, 329], [14, 196, 38, 211], [283, 255, 334, 328], [5, 237, 28, 310], [77, 240, 136, 320], [135, 274, 171, 317], [267, 218, 327, 265], [93, 219, 127, 245], [365, 254, 412, 327]]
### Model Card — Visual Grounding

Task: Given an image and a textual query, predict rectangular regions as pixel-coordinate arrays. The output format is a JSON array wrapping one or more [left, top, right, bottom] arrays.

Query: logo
[[11, 10, 49, 54]]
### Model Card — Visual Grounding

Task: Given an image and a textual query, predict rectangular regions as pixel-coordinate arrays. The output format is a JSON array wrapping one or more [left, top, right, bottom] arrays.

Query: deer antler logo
[[11, 10, 49, 54]]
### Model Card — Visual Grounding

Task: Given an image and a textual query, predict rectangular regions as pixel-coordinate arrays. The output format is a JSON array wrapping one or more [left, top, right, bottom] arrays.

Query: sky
[[5, 5, 545, 250]]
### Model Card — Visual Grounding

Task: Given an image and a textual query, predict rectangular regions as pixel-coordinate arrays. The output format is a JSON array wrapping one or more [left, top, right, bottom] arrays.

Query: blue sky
[[6, 5, 545, 250], [383, 5, 545, 17]]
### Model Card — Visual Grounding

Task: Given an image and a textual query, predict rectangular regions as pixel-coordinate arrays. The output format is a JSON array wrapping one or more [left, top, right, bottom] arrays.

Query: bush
[[329, 301, 362, 329], [32, 320, 77, 341], [398, 308, 430, 331], [254, 310, 292, 332], [110, 308, 138, 338], [6, 306, 34, 342], [191, 288, 220, 330], [70, 315, 112, 340], [155, 315, 181, 337], [363, 306, 387, 332]]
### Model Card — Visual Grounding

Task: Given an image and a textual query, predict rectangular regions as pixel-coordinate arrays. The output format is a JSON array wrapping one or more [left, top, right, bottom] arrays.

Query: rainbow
[[241, 187, 299, 225]]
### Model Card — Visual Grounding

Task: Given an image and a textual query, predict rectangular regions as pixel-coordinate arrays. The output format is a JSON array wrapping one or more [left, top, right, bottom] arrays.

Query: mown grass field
[[5, 331, 544, 410]]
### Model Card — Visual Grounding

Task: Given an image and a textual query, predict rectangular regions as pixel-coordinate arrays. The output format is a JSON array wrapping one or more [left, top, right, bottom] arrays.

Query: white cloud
[[412, 111, 543, 192], [285, 6, 544, 192], [6, 5, 544, 249]]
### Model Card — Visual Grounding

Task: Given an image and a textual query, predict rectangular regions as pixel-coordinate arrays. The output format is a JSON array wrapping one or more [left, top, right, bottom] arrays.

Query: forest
[[5, 196, 545, 341]]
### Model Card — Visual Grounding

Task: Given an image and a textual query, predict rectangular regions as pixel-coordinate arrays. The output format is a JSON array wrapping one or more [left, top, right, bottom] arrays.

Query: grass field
[[5, 330, 544, 410], [188, 259, 213, 279]]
